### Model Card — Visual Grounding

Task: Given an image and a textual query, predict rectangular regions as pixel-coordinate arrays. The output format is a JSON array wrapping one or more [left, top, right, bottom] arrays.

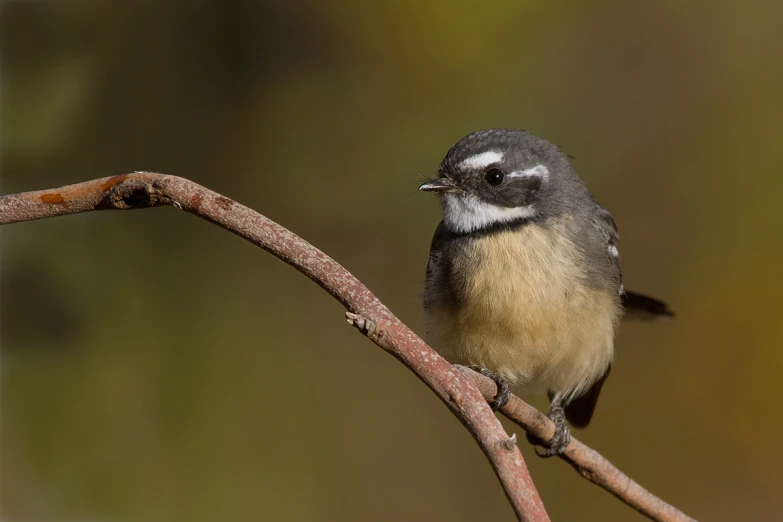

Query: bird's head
[[420, 129, 581, 234]]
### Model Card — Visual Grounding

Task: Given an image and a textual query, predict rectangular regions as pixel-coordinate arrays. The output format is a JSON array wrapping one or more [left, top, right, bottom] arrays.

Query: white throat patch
[[442, 193, 535, 234]]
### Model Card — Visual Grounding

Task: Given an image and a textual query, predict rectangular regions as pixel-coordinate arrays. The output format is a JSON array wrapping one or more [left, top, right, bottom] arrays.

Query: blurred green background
[[2, 1, 782, 521]]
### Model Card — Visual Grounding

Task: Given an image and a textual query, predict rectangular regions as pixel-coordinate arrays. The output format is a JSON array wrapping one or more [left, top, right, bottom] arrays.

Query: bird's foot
[[464, 365, 511, 411], [534, 405, 570, 458]]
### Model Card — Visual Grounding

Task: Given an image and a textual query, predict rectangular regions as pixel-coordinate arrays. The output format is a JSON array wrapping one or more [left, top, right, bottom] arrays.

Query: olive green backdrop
[[2, 1, 782, 521]]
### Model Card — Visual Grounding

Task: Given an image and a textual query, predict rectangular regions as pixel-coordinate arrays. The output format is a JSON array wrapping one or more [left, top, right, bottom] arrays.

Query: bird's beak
[[419, 178, 457, 193]]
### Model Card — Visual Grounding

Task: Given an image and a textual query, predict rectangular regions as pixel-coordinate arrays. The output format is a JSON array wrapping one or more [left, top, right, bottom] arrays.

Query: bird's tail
[[621, 291, 674, 320]]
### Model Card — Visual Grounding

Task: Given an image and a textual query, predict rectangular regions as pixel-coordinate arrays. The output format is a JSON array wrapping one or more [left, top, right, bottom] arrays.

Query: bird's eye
[[485, 168, 504, 186]]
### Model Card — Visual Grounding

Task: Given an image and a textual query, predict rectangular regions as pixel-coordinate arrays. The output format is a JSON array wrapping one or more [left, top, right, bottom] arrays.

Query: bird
[[419, 128, 672, 457]]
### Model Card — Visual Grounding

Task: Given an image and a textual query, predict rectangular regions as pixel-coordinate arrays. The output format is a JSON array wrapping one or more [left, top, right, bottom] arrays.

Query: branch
[[460, 368, 697, 522], [0, 173, 697, 522], [0, 173, 549, 521]]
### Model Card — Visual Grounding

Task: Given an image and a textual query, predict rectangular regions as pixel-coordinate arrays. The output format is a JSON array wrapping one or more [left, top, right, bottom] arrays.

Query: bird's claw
[[465, 365, 511, 411], [534, 405, 570, 458]]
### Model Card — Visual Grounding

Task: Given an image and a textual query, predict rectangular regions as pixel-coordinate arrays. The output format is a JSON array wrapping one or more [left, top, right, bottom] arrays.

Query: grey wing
[[592, 204, 675, 319], [591, 204, 624, 295], [423, 221, 448, 312]]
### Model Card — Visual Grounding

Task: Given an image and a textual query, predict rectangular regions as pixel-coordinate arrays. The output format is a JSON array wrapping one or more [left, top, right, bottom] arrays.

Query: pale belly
[[424, 226, 619, 401]]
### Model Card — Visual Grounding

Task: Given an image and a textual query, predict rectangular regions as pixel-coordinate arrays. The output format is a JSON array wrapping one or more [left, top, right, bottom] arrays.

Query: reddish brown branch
[[0, 173, 697, 522], [0, 173, 549, 521]]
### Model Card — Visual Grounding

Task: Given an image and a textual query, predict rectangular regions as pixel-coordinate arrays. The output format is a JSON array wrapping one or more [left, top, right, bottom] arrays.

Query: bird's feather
[[622, 291, 674, 320], [591, 202, 673, 320], [564, 364, 611, 429]]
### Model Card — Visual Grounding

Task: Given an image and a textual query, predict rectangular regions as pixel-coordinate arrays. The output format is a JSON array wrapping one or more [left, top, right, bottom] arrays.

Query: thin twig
[[0, 173, 549, 521]]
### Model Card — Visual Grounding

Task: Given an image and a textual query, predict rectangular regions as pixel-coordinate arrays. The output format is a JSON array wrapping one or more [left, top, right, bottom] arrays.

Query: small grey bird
[[420, 128, 672, 457]]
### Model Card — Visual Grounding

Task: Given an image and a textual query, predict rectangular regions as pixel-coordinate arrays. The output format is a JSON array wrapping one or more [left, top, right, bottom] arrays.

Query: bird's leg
[[464, 365, 511, 411], [534, 396, 570, 458]]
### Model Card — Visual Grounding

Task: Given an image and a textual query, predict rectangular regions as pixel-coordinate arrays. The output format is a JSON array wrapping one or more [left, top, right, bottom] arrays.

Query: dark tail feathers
[[564, 366, 612, 429], [622, 291, 674, 321]]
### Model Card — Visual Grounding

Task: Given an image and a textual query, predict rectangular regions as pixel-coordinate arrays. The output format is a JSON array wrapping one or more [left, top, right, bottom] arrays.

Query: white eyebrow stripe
[[458, 151, 504, 170], [508, 164, 550, 181]]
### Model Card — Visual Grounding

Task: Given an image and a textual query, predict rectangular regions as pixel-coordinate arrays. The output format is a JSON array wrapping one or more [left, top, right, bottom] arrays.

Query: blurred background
[[1, 1, 782, 520]]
